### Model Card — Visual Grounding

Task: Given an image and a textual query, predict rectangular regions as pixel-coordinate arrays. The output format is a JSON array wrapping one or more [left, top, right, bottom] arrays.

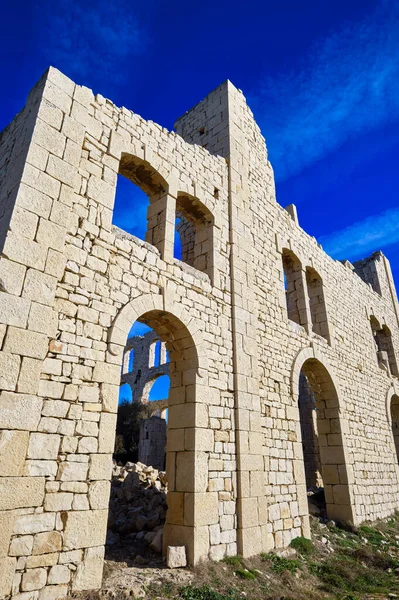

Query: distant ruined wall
[[138, 416, 167, 471], [0, 67, 398, 597]]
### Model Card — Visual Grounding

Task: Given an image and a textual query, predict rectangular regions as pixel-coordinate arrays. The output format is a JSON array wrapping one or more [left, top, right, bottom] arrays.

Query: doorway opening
[[298, 358, 353, 524], [107, 309, 199, 566]]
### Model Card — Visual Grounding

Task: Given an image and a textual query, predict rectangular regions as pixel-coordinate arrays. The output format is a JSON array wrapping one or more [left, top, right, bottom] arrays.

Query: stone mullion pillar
[[299, 268, 313, 334], [146, 192, 176, 262]]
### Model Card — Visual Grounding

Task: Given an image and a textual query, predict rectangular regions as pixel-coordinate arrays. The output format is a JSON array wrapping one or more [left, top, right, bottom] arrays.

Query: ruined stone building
[[121, 329, 169, 468], [0, 66, 399, 598]]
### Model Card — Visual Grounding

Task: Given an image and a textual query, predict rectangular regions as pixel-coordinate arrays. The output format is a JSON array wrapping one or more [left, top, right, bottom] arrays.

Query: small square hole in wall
[[198, 126, 205, 135], [214, 188, 219, 199]]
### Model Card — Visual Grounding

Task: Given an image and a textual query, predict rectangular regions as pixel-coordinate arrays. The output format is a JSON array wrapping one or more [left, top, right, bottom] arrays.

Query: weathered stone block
[[47, 565, 70, 585], [0, 557, 17, 597], [166, 546, 187, 569], [63, 510, 108, 550], [72, 545, 104, 591], [88, 481, 110, 510], [14, 513, 55, 536], [0, 430, 29, 476], [88, 454, 112, 481], [32, 531, 62, 556], [0, 292, 30, 328], [3, 328, 48, 360], [21, 568, 47, 591], [0, 477, 45, 510], [0, 393, 42, 431], [23, 269, 57, 306], [17, 358, 42, 394], [9, 535, 34, 557], [28, 434, 60, 460]]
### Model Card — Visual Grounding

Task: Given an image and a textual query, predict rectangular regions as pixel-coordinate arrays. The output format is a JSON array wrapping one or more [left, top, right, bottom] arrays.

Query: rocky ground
[[107, 462, 167, 557], [75, 469, 399, 600]]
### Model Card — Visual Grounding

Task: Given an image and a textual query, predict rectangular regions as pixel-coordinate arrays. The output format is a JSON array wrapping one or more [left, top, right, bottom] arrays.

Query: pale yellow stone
[[9, 536, 34, 557], [0, 557, 17, 597], [0, 511, 16, 558], [0, 430, 29, 476], [63, 510, 108, 550], [21, 568, 47, 591], [28, 433, 61, 460], [88, 480, 110, 510], [0, 477, 45, 510], [88, 454, 112, 481], [72, 546, 104, 591]]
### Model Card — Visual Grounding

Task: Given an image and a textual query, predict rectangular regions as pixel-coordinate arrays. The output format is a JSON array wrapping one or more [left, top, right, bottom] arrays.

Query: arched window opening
[[298, 359, 353, 524], [174, 193, 214, 279], [149, 339, 163, 368], [306, 267, 330, 342], [391, 395, 399, 462], [149, 374, 170, 401], [129, 348, 134, 372], [371, 317, 398, 377], [112, 174, 149, 242], [109, 310, 199, 564], [112, 154, 169, 257], [282, 249, 304, 326], [122, 348, 134, 374]]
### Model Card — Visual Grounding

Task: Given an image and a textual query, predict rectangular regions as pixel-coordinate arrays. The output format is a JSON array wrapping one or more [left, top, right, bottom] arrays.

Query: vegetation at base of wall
[[142, 513, 399, 600], [77, 513, 399, 600], [289, 536, 315, 556]]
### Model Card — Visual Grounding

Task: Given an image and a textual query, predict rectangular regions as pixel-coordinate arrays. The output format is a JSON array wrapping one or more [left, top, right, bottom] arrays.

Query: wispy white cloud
[[251, 0, 399, 181], [35, 0, 145, 87], [319, 207, 399, 260]]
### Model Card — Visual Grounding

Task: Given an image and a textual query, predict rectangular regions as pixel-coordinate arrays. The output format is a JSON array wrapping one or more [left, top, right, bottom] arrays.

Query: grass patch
[[261, 552, 302, 573], [290, 536, 314, 555], [221, 555, 242, 568], [234, 568, 256, 580], [179, 584, 238, 600]]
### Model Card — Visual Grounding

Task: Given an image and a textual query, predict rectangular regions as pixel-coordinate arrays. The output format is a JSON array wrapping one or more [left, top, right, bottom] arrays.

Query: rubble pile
[[107, 461, 167, 554]]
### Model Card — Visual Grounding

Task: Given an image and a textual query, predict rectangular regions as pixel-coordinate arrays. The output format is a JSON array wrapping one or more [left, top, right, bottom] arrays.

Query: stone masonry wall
[[0, 67, 398, 598]]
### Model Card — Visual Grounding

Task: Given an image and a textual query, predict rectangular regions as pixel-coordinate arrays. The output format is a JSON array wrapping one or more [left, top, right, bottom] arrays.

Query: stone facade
[[0, 66, 398, 597]]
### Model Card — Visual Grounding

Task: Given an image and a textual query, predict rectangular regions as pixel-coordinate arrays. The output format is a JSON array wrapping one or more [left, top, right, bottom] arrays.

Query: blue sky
[[1, 0, 398, 287]]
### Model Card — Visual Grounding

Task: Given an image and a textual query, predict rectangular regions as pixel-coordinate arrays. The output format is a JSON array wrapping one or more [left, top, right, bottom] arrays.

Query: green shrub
[[234, 568, 256, 580], [221, 555, 243, 568], [261, 553, 301, 573], [289, 536, 314, 555]]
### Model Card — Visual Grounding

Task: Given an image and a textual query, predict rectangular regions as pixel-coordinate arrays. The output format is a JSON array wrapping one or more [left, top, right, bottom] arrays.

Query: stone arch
[[305, 266, 330, 342], [108, 293, 210, 564], [292, 347, 355, 525], [113, 149, 175, 260], [119, 153, 168, 201], [281, 247, 305, 327], [370, 316, 398, 376], [142, 372, 170, 402]]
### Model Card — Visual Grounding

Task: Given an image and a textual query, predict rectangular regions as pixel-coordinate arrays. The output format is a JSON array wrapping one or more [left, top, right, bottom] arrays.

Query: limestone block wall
[[176, 81, 399, 549], [0, 68, 235, 597], [0, 67, 398, 598]]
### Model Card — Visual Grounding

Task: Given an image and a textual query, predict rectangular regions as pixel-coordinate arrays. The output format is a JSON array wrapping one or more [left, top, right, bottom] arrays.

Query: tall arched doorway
[[108, 296, 210, 565], [295, 355, 354, 524]]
